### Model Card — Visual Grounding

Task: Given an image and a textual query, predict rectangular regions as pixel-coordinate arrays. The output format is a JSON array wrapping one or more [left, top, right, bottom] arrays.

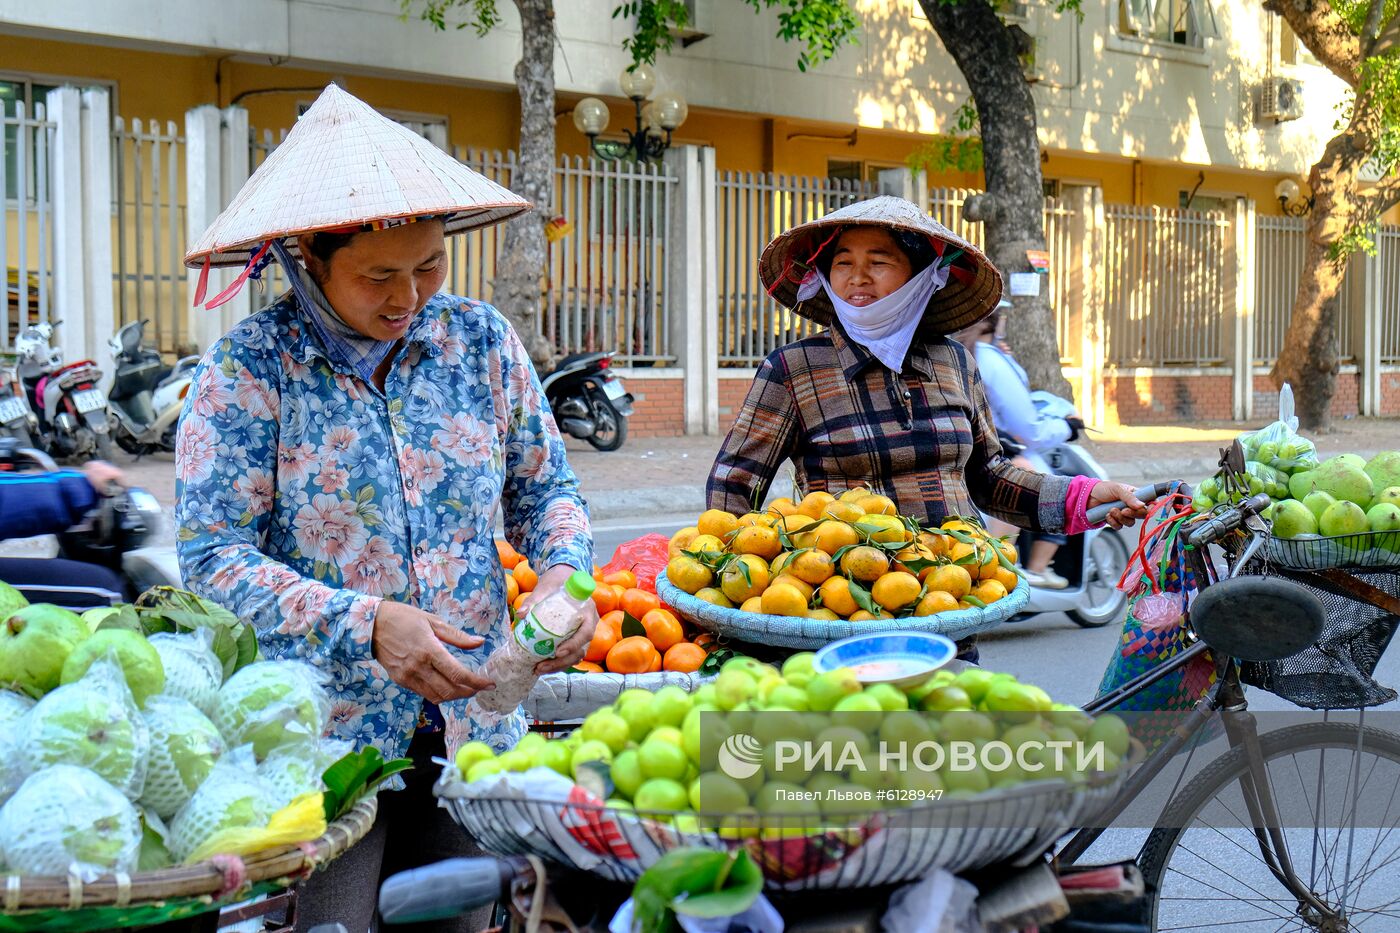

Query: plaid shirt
[[707, 325, 1071, 531]]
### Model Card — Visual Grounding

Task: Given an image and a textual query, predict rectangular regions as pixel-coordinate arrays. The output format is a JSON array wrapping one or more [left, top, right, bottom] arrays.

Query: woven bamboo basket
[[0, 798, 377, 932]]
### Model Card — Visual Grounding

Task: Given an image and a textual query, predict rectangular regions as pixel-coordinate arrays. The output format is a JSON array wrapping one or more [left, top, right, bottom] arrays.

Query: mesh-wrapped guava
[[0, 689, 34, 804], [148, 631, 223, 717], [19, 658, 149, 799], [0, 764, 141, 880], [209, 661, 329, 760], [140, 695, 226, 820], [257, 738, 350, 810], [169, 746, 274, 863]]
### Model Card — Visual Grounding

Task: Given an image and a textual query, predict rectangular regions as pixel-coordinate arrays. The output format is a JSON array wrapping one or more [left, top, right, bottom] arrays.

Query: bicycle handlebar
[[1185, 493, 1273, 548], [379, 857, 530, 925], [1085, 481, 1182, 526]]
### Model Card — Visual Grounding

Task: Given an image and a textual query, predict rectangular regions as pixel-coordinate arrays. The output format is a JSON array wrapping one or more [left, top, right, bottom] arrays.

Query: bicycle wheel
[[1140, 722, 1400, 931]]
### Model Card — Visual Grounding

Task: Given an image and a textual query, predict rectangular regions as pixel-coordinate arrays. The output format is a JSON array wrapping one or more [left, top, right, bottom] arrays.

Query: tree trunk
[[493, 0, 556, 366], [922, 0, 1073, 402], [1271, 122, 1370, 432]]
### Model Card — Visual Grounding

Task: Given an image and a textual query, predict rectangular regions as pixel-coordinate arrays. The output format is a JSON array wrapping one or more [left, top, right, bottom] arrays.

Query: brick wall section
[[1254, 372, 1361, 420], [1384, 370, 1400, 416], [620, 374, 685, 438], [718, 376, 753, 435], [1105, 373, 1233, 424]]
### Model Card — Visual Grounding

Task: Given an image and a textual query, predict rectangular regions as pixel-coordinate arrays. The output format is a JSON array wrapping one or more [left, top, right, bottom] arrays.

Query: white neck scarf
[[796, 261, 950, 372]]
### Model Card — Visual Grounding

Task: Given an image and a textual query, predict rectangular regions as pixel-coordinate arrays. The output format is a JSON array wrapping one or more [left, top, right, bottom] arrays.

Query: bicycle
[[363, 487, 1400, 932], [1058, 489, 1400, 931]]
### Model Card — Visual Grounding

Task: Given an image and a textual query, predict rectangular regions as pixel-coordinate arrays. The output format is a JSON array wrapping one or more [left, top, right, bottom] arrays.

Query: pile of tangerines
[[496, 539, 720, 677], [663, 488, 1021, 621]]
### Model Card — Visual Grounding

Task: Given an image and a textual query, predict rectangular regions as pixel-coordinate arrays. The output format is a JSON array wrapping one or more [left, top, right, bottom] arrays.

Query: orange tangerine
[[495, 539, 523, 570], [771, 574, 815, 602], [667, 555, 713, 595], [798, 491, 837, 520], [970, 579, 1008, 605], [993, 566, 1020, 593], [697, 509, 741, 540], [573, 660, 605, 674], [915, 590, 960, 616], [740, 596, 765, 614], [821, 500, 866, 524], [584, 619, 619, 663], [818, 577, 859, 616], [924, 564, 973, 600], [871, 571, 922, 613], [856, 494, 897, 516], [789, 549, 836, 586], [839, 546, 890, 583], [663, 642, 708, 673], [606, 636, 660, 674], [505, 574, 520, 606], [760, 583, 808, 618], [603, 570, 638, 590], [641, 608, 685, 652], [512, 560, 538, 592], [732, 524, 783, 561], [767, 497, 801, 517], [812, 521, 860, 556], [621, 587, 661, 621], [668, 526, 700, 559]]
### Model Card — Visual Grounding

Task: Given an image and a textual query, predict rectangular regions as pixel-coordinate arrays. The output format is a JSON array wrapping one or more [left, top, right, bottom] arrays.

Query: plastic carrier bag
[[601, 534, 672, 594], [1239, 384, 1319, 475]]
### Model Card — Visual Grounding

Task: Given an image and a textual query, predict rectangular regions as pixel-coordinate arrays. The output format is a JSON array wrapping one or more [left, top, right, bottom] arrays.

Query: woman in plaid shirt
[[707, 197, 1145, 656]]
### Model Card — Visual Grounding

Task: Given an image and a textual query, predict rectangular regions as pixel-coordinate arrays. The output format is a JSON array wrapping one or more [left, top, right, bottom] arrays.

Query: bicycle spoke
[[1163, 858, 1298, 921], [1350, 770, 1400, 893]]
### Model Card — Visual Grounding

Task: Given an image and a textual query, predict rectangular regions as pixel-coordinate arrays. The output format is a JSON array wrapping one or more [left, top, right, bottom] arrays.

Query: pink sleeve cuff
[[1064, 475, 1102, 536]]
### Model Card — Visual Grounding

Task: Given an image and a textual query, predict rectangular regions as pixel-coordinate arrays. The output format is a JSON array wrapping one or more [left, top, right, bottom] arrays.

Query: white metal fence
[[1103, 204, 1231, 366], [1377, 226, 1400, 365], [2, 101, 54, 352], [1254, 215, 1356, 365], [450, 149, 676, 365], [715, 172, 874, 367], [111, 117, 188, 355]]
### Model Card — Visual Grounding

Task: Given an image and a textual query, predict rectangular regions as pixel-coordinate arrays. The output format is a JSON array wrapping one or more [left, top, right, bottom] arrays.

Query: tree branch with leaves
[[1263, 0, 1400, 430]]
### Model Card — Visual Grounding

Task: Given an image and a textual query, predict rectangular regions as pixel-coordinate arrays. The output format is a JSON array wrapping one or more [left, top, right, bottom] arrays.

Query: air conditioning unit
[[672, 0, 712, 46], [1257, 76, 1305, 123]]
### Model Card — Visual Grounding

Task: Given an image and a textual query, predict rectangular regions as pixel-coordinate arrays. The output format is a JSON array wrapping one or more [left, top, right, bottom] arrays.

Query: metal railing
[[450, 149, 677, 366], [1254, 215, 1355, 365], [1377, 225, 1400, 365], [1103, 203, 1230, 367], [2, 101, 54, 351], [112, 116, 187, 355], [716, 172, 874, 368]]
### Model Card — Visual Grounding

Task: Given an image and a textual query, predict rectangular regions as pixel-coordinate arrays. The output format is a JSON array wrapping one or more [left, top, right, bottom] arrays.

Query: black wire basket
[[1237, 562, 1400, 710], [1265, 531, 1400, 572], [438, 769, 1131, 890]]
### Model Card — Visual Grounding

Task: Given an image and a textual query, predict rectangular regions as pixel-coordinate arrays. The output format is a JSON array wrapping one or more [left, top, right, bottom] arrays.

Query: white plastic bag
[[19, 657, 150, 799], [141, 694, 227, 820], [0, 764, 142, 880], [880, 870, 980, 933], [257, 738, 351, 810], [210, 660, 331, 761]]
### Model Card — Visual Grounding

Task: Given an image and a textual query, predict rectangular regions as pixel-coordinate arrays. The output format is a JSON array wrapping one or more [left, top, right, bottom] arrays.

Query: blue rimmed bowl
[[813, 631, 957, 688]]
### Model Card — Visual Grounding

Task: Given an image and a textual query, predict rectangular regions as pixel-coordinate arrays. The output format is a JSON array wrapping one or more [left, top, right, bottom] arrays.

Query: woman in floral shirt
[[176, 85, 594, 932]]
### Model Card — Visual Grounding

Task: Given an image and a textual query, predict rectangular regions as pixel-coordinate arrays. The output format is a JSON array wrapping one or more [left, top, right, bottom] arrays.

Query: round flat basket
[[1265, 531, 1400, 572], [0, 798, 377, 933], [656, 570, 1029, 650], [441, 765, 1129, 890], [526, 671, 716, 721]]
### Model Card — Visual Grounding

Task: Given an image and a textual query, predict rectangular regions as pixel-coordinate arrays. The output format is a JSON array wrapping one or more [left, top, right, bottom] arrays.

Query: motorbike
[[13, 320, 114, 462], [540, 351, 633, 452], [0, 439, 180, 597], [106, 319, 198, 455], [0, 354, 37, 447], [986, 390, 1131, 629]]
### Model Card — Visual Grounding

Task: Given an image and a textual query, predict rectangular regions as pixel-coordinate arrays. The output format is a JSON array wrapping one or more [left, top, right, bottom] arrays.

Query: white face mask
[[797, 261, 951, 372]]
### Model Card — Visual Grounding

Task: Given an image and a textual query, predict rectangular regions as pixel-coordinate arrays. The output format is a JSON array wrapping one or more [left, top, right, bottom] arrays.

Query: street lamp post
[[1275, 178, 1314, 217], [571, 64, 688, 162]]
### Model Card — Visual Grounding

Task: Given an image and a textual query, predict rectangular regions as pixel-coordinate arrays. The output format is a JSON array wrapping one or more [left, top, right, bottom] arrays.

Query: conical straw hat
[[185, 84, 532, 268], [759, 195, 1003, 336]]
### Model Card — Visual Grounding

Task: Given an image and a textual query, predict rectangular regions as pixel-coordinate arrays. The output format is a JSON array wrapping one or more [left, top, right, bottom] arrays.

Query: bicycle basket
[[1265, 531, 1400, 572], [1237, 567, 1400, 710]]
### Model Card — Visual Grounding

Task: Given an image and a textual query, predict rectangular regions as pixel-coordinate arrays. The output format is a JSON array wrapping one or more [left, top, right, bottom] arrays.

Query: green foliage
[[907, 136, 984, 175], [621, 0, 861, 71], [401, 0, 501, 37]]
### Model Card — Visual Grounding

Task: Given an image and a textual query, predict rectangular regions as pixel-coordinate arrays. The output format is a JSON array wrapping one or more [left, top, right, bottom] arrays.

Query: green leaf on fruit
[[621, 613, 647, 638], [321, 748, 414, 822], [962, 595, 987, 609], [632, 849, 763, 933], [847, 579, 878, 615], [699, 648, 735, 676]]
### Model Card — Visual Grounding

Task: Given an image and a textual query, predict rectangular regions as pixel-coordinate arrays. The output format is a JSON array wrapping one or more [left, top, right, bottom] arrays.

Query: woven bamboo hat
[[758, 196, 1003, 335], [184, 84, 531, 269]]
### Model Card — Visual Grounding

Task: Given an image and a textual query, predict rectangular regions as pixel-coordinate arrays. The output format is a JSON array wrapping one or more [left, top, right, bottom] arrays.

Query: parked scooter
[[986, 390, 1130, 629], [0, 354, 37, 447], [13, 320, 114, 462], [0, 439, 180, 596], [540, 351, 633, 452], [106, 319, 198, 455]]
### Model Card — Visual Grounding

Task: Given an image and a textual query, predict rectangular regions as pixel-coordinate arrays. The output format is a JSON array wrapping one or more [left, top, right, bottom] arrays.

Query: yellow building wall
[[3, 31, 1394, 225]]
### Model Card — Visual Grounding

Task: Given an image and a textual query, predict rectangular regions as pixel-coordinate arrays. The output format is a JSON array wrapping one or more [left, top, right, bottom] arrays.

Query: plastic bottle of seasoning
[[475, 570, 597, 713]]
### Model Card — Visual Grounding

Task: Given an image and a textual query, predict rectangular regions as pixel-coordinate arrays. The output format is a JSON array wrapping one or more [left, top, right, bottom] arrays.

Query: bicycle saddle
[[1190, 575, 1325, 662]]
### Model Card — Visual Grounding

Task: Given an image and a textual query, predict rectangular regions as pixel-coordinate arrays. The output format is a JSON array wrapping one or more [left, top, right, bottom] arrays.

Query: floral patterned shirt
[[175, 292, 593, 761]]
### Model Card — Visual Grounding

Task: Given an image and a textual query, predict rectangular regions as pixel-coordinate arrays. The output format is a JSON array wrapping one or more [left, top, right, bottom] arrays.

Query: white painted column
[[79, 88, 113, 386], [877, 167, 928, 209], [1230, 197, 1256, 421], [47, 86, 87, 369], [664, 144, 721, 436], [1356, 250, 1381, 416], [186, 104, 253, 353], [1069, 185, 1107, 427]]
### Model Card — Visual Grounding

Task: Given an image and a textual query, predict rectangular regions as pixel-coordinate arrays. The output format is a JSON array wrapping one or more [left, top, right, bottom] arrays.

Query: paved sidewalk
[[7, 417, 1395, 557]]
